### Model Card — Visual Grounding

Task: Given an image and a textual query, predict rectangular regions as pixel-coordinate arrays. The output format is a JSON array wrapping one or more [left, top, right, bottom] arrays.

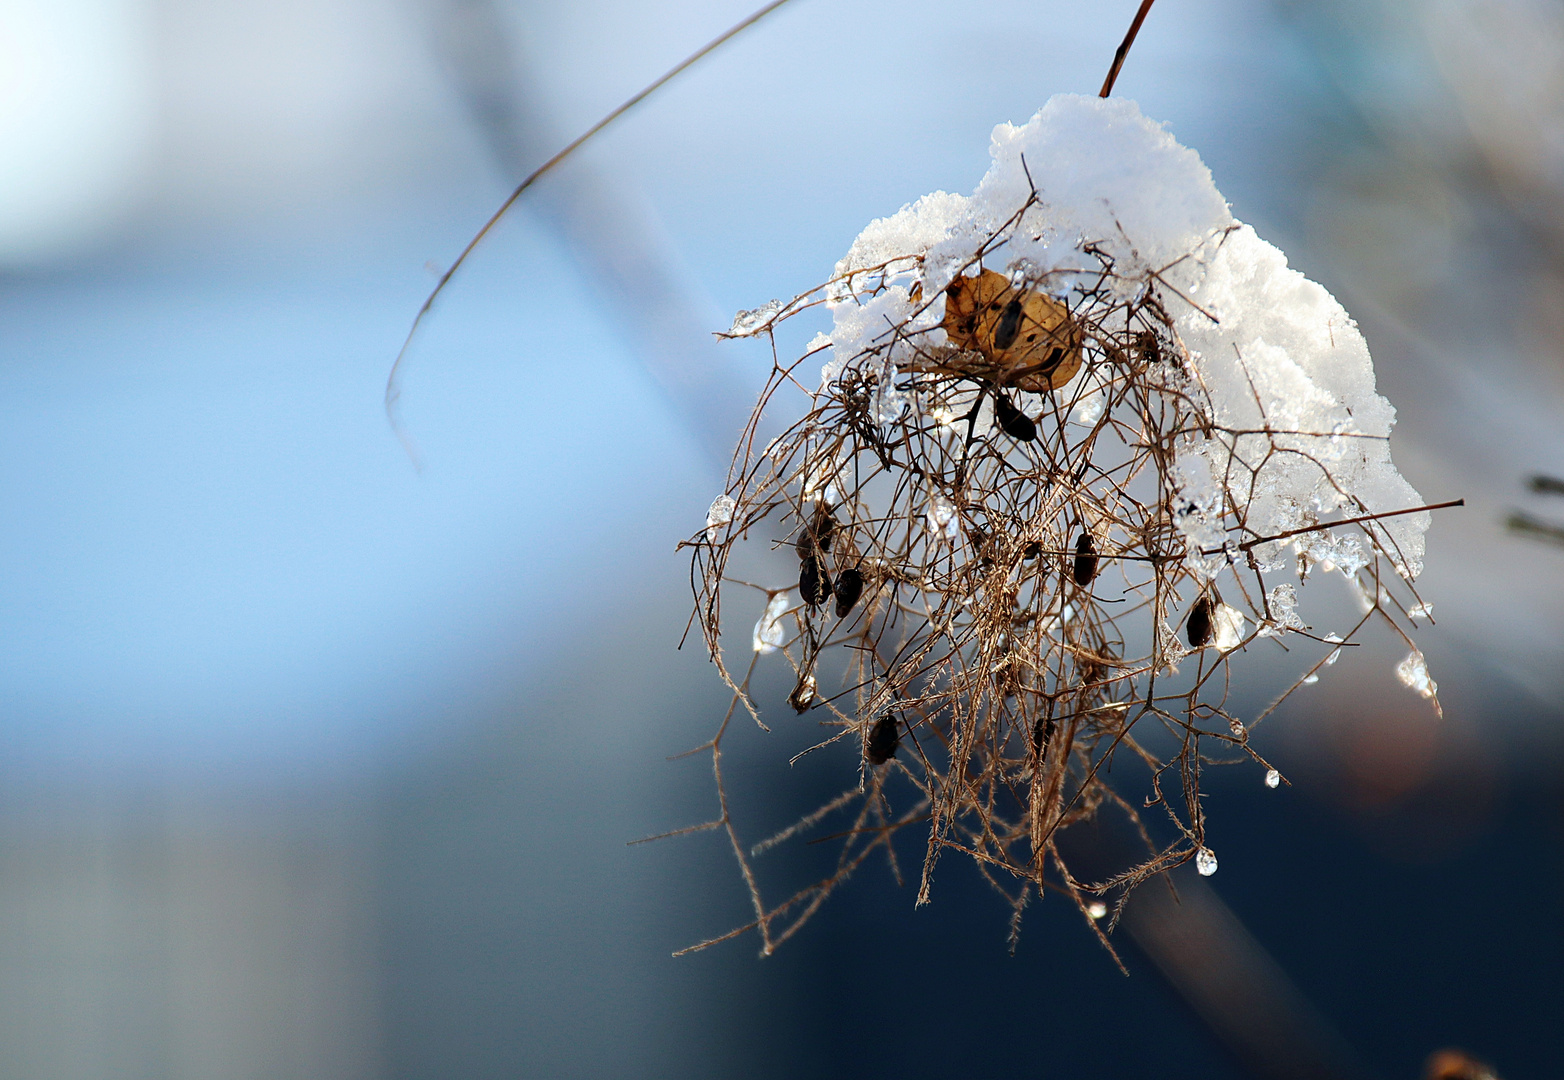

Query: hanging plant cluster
[[678, 95, 1447, 958]]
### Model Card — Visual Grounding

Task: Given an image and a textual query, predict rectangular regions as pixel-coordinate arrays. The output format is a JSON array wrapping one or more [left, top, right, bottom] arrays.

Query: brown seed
[[1022, 540, 1042, 560], [833, 567, 864, 618], [1137, 329, 1162, 365], [1186, 596, 1213, 648], [1032, 712, 1057, 754], [993, 392, 1037, 442], [1072, 532, 1098, 586], [793, 508, 837, 558], [799, 555, 831, 607], [865, 714, 900, 764]]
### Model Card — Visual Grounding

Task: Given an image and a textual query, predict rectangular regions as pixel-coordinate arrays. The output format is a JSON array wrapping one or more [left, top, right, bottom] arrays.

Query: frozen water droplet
[[728, 299, 783, 336], [1228, 719, 1245, 738], [1264, 769, 1281, 789], [1212, 604, 1246, 651], [752, 593, 791, 654], [1086, 901, 1108, 920], [1322, 632, 1343, 667], [1407, 601, 1433, 619], [925, 496, 960, 542], [1395, 649, 1438, 700], [705, 494, 735, 543], [1195, 847, 1218, 877], [1303, 673, 1320, 685]]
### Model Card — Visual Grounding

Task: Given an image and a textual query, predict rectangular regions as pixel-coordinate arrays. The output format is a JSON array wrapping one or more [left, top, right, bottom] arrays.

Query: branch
[[385, 0, 800, 463], [1201, 498, 1465, 557], [1099, 0, 1158, 98]]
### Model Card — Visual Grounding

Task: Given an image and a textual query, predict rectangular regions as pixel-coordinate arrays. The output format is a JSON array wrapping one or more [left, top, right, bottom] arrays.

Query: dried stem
[[666, 199, 1449, 955], [385, 0, 799, 462], [1099, 0, 1159, 98]]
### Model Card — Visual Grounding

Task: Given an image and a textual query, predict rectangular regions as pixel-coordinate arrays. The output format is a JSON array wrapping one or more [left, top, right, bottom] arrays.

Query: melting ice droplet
[[1212, 604, 1246, 651], [1264, 769, 1281, 789], [727, 299, 783, 337], [1195, 847, 1218, 877], [752, 593, 791, 654], [1395, 649, 1438, 700], [1086, 901, 1108, 920], [925, 496, 959, 542], [705, 494, 735, 542]]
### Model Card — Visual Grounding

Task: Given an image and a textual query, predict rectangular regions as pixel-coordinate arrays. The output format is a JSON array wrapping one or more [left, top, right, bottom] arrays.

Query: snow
[[819, 94, 1428, 583]]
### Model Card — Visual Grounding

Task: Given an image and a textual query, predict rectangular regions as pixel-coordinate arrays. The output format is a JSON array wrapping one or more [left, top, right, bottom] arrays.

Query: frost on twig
[[673, 95, 1447, 957]]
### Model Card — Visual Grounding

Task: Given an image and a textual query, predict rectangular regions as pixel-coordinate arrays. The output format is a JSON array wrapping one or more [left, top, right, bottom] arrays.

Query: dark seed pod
[[1137, 329, 1162, 364], [813, 509, 836, 553], [1022, 540, 1042, 560], [1186, 596, 1213, 648], [992, 297, 1025, 350], [833, 566, 864, 618], [865, 714, 900, 765], [793, 508, 837, 558], [1032, 712, 1057, 754], [993, 392, 1037, 442], [799, 555, 831, 607], [1072, 532, 1098, 586]]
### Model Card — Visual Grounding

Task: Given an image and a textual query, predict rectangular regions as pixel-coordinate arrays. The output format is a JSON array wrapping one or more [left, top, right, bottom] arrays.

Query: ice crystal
[[705, 494, 735, 543], [751, 593, 790, 654], [1395, 649, 1439, 700]]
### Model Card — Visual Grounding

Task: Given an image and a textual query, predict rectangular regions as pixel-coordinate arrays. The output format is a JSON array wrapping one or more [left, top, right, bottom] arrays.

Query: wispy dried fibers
[[671, 96, 1455, 958]]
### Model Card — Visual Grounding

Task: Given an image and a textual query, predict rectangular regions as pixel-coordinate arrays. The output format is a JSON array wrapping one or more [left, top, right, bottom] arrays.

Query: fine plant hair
[[670, 181, 1455, 961]]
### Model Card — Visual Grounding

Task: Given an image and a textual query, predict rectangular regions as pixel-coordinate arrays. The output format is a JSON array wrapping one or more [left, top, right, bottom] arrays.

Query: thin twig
[[1099, 0, 1158, 98], [384, 0, 800, 463], [1203, 498, 1465, 556]]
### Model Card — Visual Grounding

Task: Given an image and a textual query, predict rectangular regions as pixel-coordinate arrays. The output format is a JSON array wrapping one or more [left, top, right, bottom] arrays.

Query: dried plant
[[381, 0, 1458, 966], [666, 98, 1457, 960]]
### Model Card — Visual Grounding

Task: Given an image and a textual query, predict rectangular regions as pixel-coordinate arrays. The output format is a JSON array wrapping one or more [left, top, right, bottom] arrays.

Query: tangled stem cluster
[[669, 174, 1442, 961]]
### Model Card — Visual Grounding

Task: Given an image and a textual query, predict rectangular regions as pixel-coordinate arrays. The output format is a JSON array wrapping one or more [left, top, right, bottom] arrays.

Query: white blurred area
[[0, 0, 154, 261], [0, 0, 1560, 1076]]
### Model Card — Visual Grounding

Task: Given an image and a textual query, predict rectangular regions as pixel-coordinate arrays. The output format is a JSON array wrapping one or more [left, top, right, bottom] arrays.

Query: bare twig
[[385, 0, 800, 462], [1099, 0, 1159, 98]]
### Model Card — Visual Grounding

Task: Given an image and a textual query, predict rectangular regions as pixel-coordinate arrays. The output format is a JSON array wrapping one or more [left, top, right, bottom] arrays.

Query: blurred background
[[0, 0, 1560, 1076]]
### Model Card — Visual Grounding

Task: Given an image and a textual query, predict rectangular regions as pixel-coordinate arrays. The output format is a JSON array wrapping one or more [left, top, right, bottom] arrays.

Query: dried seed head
[[682, 99, 1442, 958], [1032, 712, 1057, 754], [939, 269, 1083, 392]]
